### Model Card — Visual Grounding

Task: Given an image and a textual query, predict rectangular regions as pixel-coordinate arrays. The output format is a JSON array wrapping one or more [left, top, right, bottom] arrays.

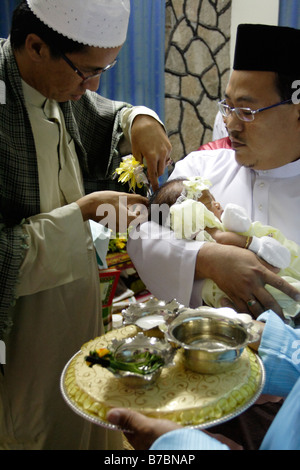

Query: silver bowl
[[107, 333, 175, 388], [164, 307, 259, 374], [122, 298, 183, 331]]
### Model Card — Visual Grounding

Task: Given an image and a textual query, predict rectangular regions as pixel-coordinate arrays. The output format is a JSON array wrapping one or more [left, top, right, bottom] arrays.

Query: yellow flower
[[114, 155, 148, 192], [96, 347, 110, 358], [115, 239, 126, 250], [108, 231, 128, 253]]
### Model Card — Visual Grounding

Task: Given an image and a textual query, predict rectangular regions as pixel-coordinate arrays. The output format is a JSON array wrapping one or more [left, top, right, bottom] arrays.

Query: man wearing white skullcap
[[0, 0, 171, 450]]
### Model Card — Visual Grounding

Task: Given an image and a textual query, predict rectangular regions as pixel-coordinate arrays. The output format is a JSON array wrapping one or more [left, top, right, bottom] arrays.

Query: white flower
[[183, 176, 212, 200]]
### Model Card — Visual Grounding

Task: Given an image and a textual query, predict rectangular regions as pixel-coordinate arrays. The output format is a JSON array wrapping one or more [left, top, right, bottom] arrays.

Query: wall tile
[[165, 0, 231, 161]]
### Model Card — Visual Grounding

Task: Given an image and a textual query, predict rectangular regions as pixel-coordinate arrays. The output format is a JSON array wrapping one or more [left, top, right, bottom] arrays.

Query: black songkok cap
[[233, 23, 300, 75]]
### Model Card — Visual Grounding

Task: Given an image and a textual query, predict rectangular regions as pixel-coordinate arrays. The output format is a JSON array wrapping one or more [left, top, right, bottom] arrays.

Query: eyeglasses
[[218, 98, 292, 122], [60, 52, 117, 83]]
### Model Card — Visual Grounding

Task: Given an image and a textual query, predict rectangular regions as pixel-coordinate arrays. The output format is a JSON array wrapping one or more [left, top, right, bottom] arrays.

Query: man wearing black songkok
[[119, 23, 300, 450]]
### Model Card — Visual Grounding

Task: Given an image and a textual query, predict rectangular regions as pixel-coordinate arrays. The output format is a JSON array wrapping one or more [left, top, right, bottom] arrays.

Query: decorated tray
[[60, 325, 265, 431]]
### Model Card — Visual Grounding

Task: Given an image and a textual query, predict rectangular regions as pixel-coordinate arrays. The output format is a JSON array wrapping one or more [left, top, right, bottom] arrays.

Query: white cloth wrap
[[249, 236, 291, 269], [221, 203, 251, 232]]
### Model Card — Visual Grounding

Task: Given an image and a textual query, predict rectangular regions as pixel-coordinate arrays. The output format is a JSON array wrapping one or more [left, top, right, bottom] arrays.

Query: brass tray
[[60, 325, 265, 431]]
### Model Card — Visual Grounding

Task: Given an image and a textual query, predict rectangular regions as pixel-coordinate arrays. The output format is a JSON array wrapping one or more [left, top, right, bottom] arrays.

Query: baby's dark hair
[[148, 178, 186, 225]]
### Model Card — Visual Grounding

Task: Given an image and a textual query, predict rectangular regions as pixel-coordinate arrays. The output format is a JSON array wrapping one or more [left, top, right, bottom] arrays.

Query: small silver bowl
[[107, 333, 175, 388], [122, 298, 183, 331], [164, 307, 259, 374]]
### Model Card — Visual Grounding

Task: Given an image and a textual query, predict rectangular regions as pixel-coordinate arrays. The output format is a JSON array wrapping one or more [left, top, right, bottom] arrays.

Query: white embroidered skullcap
[[26, 0, 130, 48]]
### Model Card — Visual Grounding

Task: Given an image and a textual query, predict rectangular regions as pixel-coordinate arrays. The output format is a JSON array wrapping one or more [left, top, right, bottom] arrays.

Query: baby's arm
[[206, 227, 290, 270], [220, 203, 291, 269], [205, 227, 249, 248]]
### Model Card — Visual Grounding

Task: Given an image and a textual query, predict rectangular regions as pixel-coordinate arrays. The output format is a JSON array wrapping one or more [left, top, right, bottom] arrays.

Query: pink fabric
[[198, 137, 231, 151]]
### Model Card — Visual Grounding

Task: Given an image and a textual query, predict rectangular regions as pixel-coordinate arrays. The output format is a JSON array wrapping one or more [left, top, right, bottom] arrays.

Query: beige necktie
[[43, 99, 84, 204]]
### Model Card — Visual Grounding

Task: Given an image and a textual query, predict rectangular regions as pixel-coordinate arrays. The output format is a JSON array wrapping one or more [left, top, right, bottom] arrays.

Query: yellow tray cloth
[[62, 325, 263, 429]]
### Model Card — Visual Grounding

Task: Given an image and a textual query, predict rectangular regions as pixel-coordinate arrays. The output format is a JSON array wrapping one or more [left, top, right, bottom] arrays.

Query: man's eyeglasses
[[60, 52, 117, 83], [218, 98, 292, 122]]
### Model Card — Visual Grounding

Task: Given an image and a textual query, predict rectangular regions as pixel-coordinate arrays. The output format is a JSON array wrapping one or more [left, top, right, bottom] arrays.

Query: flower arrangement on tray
[[108, 232, 128, 253]]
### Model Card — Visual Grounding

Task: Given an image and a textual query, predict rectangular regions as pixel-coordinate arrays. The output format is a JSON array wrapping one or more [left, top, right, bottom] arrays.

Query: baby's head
[[148, 177, 223, 224], [148, 178, 185, 225], [149, 178, 186, 207]]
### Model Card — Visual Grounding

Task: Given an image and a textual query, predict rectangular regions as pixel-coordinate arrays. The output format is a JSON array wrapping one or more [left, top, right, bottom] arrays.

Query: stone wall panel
[[165, 0, 231, 161]]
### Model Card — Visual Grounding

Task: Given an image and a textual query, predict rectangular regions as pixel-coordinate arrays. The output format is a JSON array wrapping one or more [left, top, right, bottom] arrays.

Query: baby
[[149, 177, 300, 322]]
